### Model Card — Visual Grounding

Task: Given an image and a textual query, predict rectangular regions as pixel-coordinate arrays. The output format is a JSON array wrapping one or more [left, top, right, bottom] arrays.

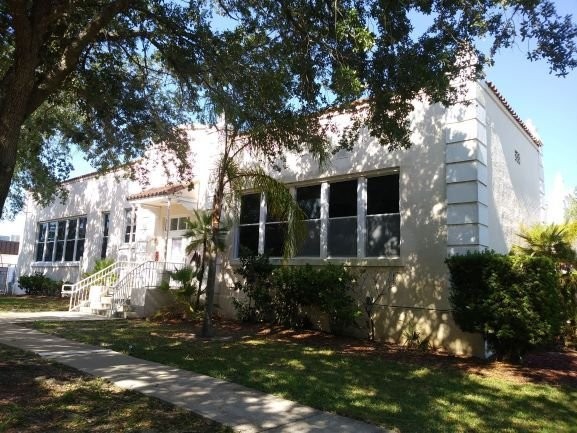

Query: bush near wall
[[446, 251, 562, 360], [18, 273, 63, 297], [233, 256, 360, 334]]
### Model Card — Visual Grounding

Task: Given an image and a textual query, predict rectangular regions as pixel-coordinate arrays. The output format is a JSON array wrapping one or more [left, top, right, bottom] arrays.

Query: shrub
[[18, 273, 63, 297], [447, 251, 562, 360], [232, 255, 275, 322], [233, 256, 360, 334], [82, 258, 115, 278]]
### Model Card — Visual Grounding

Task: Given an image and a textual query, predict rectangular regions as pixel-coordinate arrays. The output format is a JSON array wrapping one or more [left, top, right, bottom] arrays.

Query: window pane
[[238, 225, 259, 257], [44, 241, 55, 261], [37, 223, 47, 242], [328, 217, 357, 257], [170, 218, 178, 231], [179, 217, 188, 230], [329, 180, 357, 218], [55, 241, 64, 261], [56, 221, 66, 240], [47, 222, 57, 241], [366, 214, 400, 257], [240, 194, 260, 224], [77, 218, 87, 238], [103, 213, 110, 236], [367, 175, 399, 215], [64, 240, 75, 261], [35, 243, 44, 262], [125, 226, 132, 243], [75, 240, 85, 261], [67, 219, 77, 239], [101, 238, 108, 260], [296, 220, 320, 257], [297, 185, 321, 219], [265, 223, 287, 257]]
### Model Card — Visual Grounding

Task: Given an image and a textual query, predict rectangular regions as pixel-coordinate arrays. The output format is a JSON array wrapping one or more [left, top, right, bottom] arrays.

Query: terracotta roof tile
[[127, 184, 186, 201], [485, 81, 543, 147]]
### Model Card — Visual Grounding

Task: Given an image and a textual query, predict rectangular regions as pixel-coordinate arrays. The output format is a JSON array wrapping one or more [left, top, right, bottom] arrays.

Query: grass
[[0, 296, 69, 312], [0, 343, 230, 433], [29, 320, 577, 433]]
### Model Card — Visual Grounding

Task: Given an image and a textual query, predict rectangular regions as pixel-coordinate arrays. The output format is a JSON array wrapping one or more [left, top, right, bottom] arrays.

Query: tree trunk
[[201, 159, 226, 337]]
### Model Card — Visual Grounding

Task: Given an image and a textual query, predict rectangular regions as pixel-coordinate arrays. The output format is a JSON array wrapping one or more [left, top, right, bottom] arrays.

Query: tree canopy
[[1, 0, 577, 217]]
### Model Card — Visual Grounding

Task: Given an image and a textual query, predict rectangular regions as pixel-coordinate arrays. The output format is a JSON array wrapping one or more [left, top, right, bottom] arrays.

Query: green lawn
[[0, 344, 230, 433], [0, 296, 69, 312], [29, 320, 577, 433]]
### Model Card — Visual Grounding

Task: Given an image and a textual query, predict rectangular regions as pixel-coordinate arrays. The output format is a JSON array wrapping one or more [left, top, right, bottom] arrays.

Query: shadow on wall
[[214, 100, 483, 355]]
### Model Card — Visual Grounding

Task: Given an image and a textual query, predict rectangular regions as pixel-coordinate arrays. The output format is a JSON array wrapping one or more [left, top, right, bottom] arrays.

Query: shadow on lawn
[[29, 320, 577, 433]]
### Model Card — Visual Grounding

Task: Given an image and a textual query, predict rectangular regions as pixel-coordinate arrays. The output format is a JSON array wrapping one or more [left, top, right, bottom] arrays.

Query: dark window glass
[[265, 223, 287, 257], [328, 217, 357, 257], [75, 240, 85, 261], [101, 213, 110, 259], [367, 175, 399, 215], [297, 185, 321, 219], [103, 213, 110, 236], [56, 221, 66, 241], [296, 220, 321, 257], [47, 222, 57, 241], [37, 223, 47, 242], [238, 225, 259, 257], [366, 214, 400, 257], [240, 194, 260, 224], [64, 240, 75, 261], [329, 180, 357, 218], [78, 218, 87, 238], [44, 241, 54, 261], [35, 243, 44, 262], [67, 219, 77, 240], [55, 240, 64, 261]]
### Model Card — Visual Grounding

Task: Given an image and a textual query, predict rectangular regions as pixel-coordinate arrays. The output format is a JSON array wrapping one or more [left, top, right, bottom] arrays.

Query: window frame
[[235, 171, 401, 261], [34, 216, 88, 263]]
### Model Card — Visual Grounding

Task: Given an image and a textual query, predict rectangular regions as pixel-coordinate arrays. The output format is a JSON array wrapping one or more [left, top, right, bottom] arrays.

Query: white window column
[[320, 182, 329, 258], [258, 192, 266, 255], [357, 177, 367, 258]]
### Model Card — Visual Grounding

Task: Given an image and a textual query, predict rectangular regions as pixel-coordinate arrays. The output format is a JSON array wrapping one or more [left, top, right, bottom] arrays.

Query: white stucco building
[[16, 81, 544, 355]]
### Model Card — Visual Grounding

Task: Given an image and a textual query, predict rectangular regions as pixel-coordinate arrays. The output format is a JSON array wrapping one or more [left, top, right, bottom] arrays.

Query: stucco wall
[[483, 84, 544, 253], [214, 98, 483, 356]]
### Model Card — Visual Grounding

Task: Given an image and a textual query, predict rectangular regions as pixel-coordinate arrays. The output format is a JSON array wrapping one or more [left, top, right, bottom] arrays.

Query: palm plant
[[183, 209, 229, 310], [514, 223, 576, 263]]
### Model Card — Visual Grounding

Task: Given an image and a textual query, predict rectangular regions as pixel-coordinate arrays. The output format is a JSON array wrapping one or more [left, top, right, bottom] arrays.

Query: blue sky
[[483, 0, 577, 218]]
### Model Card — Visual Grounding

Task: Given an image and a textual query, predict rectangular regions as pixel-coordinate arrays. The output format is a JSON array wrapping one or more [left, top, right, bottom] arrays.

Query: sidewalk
[[0, 319, 386, 433]]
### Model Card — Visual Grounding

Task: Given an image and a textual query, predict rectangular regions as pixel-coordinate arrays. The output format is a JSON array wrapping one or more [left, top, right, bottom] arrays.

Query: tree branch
[[27, 0, 133, 116]]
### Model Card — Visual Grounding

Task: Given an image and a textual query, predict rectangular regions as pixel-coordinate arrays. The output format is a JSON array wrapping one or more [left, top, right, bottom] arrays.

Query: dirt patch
[[159, 318, 577, 389]]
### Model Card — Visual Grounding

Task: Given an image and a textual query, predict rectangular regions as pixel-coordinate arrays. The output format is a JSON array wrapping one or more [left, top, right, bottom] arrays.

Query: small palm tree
[[183, 209, 229, 309], [514, 223, 576, 263]]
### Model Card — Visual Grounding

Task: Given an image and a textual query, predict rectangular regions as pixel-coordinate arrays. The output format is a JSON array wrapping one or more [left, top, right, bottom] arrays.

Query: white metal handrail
[[66, 261, 140, 312], [110, 261, 185, 314]]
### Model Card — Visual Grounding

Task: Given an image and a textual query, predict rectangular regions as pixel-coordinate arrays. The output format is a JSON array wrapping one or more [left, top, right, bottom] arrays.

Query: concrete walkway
[[0, 316, 385, 433]]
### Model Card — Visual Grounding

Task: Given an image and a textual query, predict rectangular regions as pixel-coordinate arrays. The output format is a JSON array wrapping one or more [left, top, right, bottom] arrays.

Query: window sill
[[229, 257, 403, 267], [32, 261, 81, 268]]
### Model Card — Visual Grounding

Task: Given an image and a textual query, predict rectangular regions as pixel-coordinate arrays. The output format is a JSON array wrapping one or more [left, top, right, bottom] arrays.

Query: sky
[[1, 1, 577, 237]]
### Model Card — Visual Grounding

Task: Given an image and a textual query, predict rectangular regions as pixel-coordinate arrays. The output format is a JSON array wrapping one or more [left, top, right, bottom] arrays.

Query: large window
[[35, 216, 87, 262], [236, 172, 400, 259]]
